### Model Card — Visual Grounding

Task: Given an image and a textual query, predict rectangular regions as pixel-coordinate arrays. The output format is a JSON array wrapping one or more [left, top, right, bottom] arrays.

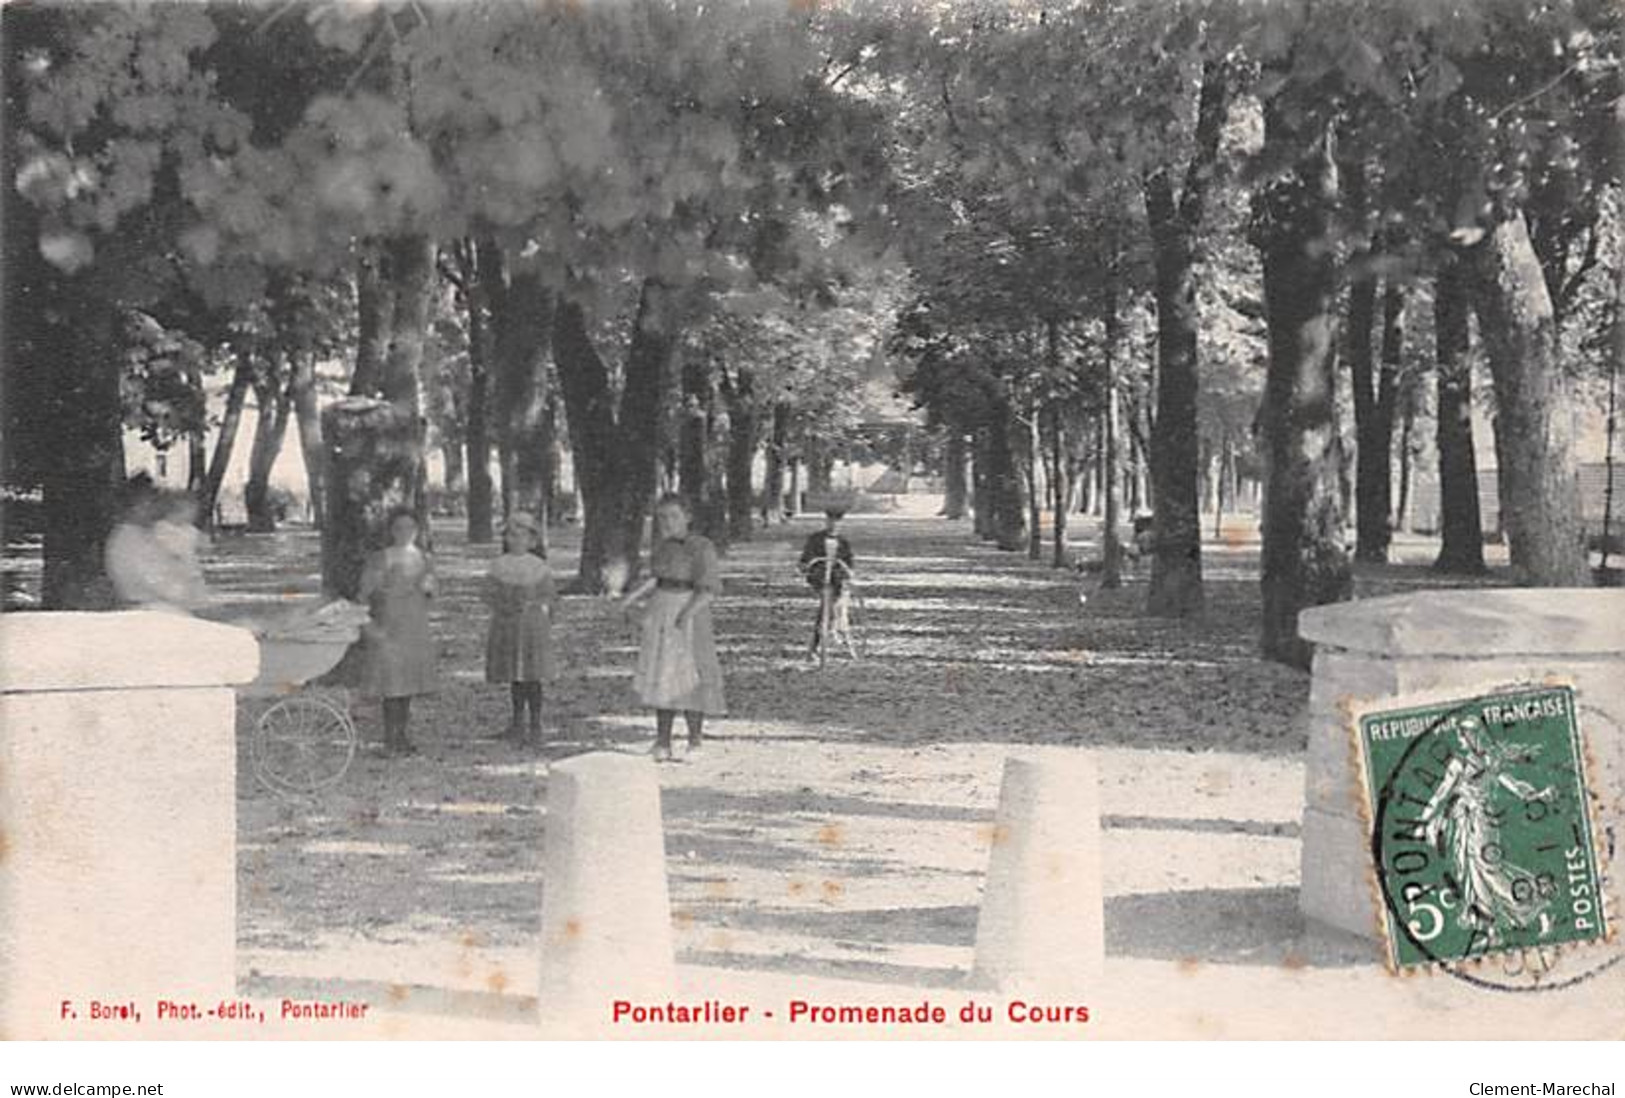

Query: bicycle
[[803, 555, 866, 667]]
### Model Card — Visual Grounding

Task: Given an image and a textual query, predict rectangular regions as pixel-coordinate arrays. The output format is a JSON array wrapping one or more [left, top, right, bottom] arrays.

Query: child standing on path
[[619, 494, 726, 762], [483, 511, 558, 745], [358, 508, 437, 757]]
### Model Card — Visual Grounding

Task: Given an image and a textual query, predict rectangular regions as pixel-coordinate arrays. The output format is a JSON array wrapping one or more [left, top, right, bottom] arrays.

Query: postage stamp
[[1354, 683, 1613, 980]]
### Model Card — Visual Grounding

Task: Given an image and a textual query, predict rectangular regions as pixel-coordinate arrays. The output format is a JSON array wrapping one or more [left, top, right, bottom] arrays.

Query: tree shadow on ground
[[1104, 887, 1381, 968], [660, 786, 992, 825], [671, 886, 1381, 993], [674, 949, 970, 990], [225, 515, 1363, 990]]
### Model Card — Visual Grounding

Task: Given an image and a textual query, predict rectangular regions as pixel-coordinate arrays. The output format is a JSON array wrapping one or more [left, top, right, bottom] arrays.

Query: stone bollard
[[538, 752, 675, 1018], [972, 754, 1104, 992], [0, 611, 259, 1039], [1298, 589, 1625, 940]]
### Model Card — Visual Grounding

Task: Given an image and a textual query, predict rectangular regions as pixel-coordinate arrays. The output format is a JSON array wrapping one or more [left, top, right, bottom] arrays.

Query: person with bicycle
[[798, 506, 856, 660]]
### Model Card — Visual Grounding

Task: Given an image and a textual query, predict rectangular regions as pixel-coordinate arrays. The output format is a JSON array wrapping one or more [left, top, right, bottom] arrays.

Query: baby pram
[[239, 600, 371, 797]]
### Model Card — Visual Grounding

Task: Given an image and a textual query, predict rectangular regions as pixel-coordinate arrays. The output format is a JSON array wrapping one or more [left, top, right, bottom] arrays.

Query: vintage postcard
[[2, 0, 1623, 1047]]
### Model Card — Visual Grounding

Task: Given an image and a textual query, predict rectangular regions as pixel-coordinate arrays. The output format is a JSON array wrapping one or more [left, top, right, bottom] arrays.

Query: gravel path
[[222, 506, 1563, 1033]]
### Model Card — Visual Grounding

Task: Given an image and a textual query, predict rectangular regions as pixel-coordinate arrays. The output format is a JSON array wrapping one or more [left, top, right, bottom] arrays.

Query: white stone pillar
[[972, 754, 1104, 992], [538, 752, 675, 1018], [1298, 589, 1625, 940], [0, 611, 259, 1038]]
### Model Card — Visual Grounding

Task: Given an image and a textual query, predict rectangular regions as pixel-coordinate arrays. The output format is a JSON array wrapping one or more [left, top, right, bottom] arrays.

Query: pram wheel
[[252, 693, 357, 796]]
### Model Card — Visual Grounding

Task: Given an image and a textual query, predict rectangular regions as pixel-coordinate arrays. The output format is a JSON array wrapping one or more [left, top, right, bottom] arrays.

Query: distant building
[[1407, 399, 1620, 537], [122, 372, 472, 525]]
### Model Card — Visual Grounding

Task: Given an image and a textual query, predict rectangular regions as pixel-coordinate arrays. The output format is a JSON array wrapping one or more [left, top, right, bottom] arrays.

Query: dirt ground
[[211, 501, 1543, 1028]]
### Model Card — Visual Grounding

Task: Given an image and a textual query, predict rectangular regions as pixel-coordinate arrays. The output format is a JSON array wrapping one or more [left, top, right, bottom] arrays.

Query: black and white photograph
[[1, 0, 1622, 1063]]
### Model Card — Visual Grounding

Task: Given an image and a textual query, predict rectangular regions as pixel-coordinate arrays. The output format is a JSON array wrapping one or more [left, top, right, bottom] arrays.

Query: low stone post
[[538, 752, 675, 1018], [972, 754, 1104, 991], [0, 611, 259, 1038], [1298, 589, 1625, 940]]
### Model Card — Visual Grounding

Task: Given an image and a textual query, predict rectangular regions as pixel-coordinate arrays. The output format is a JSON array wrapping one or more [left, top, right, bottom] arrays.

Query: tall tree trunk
[[1142, 206, 1204, 608], [1352, 272, 1402, 562], [442, 439, 465, 501], [619, 281, 680, 573], [763, 401, 790, 524], [1101, 278, 1124, 588], [1347, 263, 1382, 561], [1200, 441, 1215, 517], [972, 427, 994, 540], [542, 389, 564, 531], [1049, 403, 1069, 568], [185, 366, 208, 501], [1082, 421, 1098, 516], [806, 442, 833, 495], [380, 236, 434, 529], [1603, 164, 1625, 570], [1378, 281, 1405, 540], [943, 431, 969, 520], [5, 5, 121, 607], [678, 358, 702, 526], [1142, 59, 1225, 617], [483, 243, 554, 528], [1254, 109, 1353, 669], [463, 269, 495, 544], [723, 369, 758, 543], [552, 280, 677, 592], [290, 351, 325, 529], [679, 356, 723, 542], [552, 295, 615, 587], [1042, 320, 1067, 567], [1432, 257, 1485, 572], [1127, 428, 1143, 514], [322, 235, 435, 598], [1026, 397, 1042, 561], [245, 370, 293, 533], [987, 404, 1027, 551], [199, 353, 253, 526], [705, 412, 729, 548], [350, 242, 394, 399], [1464, 214, 1589, 584], [39, 291, 125, 609], [1395, 409, 1414, 535]]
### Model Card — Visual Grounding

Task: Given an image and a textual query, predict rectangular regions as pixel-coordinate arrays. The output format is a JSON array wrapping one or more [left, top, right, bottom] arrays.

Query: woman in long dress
[[358, 508, 437, 757], [483, 511, 558, 744], [619, 494, 726, 762]]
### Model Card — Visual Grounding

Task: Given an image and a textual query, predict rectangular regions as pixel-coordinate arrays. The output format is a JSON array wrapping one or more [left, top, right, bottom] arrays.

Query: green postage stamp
[[1355, 684, 1610, 972]]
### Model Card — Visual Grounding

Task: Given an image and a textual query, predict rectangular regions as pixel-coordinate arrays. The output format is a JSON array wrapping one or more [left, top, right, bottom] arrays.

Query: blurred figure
[[105, 476, 210, 614]]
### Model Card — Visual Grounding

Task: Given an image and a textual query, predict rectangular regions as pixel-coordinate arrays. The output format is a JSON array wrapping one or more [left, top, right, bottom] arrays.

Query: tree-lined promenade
[[4, 0, 1621, 668]]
